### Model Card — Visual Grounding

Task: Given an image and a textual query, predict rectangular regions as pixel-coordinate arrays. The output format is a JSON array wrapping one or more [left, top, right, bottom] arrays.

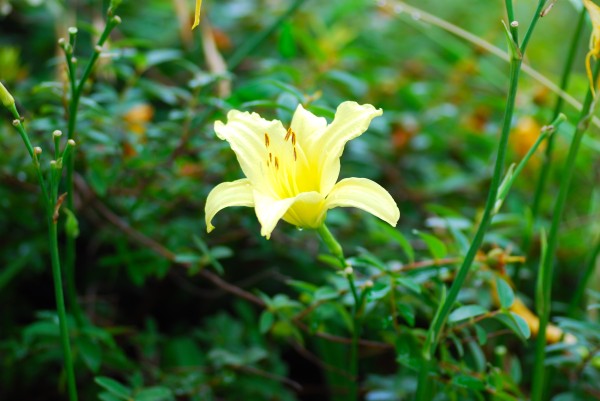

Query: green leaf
[[413, 230, 447, 260], [452, 374, 486, 390], [396, 303, 415, 327], [99, 393, 123, 401], [448, 305, 488, 323], [278, 22, 296, 58], [395, 333, 421, 371], [95, 377, 132, 399], [509, 312, 531, 339], [77, 337, 102, 373], [313, 287, 340, 302], [259, 311, 275, 334], [395, 277, 421, 294], [496, 277, 515, 309], [367, 283, 390, 302], [376, 221, 414, 263], [134, 386, 174, 401], [494, 312, 531, 340], [475, 324, 488, 345]]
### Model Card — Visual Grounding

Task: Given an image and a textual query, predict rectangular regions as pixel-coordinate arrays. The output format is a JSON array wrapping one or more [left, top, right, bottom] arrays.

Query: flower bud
[[0, 81, 15, 108]]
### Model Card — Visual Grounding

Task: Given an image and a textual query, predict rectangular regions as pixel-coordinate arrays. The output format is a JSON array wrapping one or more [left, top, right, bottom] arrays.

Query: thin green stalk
[[531, 8, 586, 219], [519, 0, 546, 54], [316, 224, 361, 401], [530, 61, 600, 401], [416, 45, 523, 401], [5, 102, 78, 401], [504, 0, 518, 43], [62, 14, 121, 324], [48, 215, 78, 401]]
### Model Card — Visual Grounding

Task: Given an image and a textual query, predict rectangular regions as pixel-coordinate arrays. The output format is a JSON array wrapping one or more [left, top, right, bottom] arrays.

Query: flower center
[[263, 127, 313, 199]]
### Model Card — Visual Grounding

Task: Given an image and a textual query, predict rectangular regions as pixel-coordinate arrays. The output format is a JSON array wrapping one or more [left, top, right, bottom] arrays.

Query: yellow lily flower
[[205, 101, 400, 239], [584, 0, 600, 95]]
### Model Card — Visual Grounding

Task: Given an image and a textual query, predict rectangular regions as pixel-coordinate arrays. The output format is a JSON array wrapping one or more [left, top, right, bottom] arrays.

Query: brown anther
[[264, 132, 270, 147], [291, 132, 296, 146], [269, 152, 272, 162], [285, 127, 292, 141], [274, 156, 279, 170], [293, 147, 297, 161]]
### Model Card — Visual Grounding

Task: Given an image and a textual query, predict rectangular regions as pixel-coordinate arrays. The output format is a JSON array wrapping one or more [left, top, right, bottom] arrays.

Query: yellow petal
[[205, 179, 254, 233], [325, 177, 399, 226], [191, 0, 202, 30], [290, 104, 327, 144], [254, 191, 325, 239], [215, 110, 287, 195], [307, 101, 383, 194]]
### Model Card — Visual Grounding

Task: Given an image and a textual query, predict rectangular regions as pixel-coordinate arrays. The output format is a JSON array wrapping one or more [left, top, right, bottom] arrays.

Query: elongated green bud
[[0, 81, 15, 108]]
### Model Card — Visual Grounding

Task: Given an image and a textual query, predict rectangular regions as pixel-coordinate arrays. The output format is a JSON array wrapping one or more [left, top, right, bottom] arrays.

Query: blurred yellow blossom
[[511, 116, 543, 169]]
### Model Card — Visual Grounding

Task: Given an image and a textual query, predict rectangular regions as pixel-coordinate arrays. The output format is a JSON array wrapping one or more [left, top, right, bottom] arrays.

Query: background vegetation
[[1, 0, 599, 400]]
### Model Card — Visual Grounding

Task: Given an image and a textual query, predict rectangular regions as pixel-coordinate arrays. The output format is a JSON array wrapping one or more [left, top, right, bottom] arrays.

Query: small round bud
[[344, 266, 353, 276], [53, 130, 62, 138], [67, 139, 76, 146], [71, 57, 77, 64], [510, 20, 519, 28], [68, 27, 78, 35], [58, 38, 66, 45], [50, 160, 57, 168], [364, 280, 374, 288], [94, 45, 103, 53], [12, 119, 20, 126], [112, 15, 122, 24], [34, 147, 42, 155]]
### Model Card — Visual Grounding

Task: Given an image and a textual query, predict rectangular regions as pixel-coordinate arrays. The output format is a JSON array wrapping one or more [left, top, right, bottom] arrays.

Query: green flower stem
[[8, 107, 78, 401], [63, 14, 120, 324], [531, 7, 586, 219], [48, 215, 78, 401], [316, 224, 363, 401], [417, 38, 523, 401], [495, 114, 565, 212], [504, 0, 518, 43], [519, 0, 545, 54], [530, 61, 600, 401]]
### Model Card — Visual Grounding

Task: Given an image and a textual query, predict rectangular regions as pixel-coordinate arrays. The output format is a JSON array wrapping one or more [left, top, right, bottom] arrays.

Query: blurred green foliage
[[1, 0, 599, 400]]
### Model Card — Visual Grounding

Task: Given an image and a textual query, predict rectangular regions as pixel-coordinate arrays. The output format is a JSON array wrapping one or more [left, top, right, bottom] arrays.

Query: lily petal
[[290, 104, 327, 144], [326, 177, 400, 227], [206, 179, 254, 233], [254, 191, 325, 239], [307, 101, 383, 194], [215, 110, 287, 194]]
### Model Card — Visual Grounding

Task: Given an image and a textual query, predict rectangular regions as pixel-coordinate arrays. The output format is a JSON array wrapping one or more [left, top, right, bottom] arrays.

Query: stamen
[[284, 127, 292, 141], [264, 133, 270, 147], [274, 156, 279, 170], [293, 147, 297, 161], [269, 152, 272, 162], [291, 131, 296, 146]]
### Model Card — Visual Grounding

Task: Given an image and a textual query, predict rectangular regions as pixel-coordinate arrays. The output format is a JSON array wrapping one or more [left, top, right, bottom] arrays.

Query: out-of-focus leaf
[[448, 305, 488, 323]]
